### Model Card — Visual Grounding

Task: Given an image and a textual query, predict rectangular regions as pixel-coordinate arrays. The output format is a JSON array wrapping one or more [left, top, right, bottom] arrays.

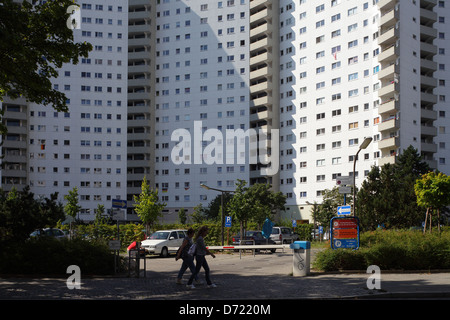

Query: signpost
[[112, 199, 127, 209], [330, 216, 360, 250], [225, 216, 231, 245], [337, 205, 352, 216]]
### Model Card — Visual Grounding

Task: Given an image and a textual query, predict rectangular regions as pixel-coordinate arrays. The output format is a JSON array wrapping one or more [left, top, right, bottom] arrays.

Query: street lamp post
[[352, 137, 372, 216], [200, 184, 234, 246]]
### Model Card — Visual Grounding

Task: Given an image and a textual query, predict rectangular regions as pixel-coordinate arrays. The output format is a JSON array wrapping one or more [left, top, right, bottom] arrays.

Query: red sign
[[333, 229, 358, 239], [332, 218, 358, 229]]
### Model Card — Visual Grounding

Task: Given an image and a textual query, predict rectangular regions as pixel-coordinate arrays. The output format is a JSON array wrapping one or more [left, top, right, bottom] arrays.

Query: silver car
[[270, 227, 299, 244]]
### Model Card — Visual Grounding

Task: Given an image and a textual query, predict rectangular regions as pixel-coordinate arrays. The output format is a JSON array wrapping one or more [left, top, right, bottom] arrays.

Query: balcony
[[420, 75, 437, 88], [378, 82, 399, 99], [421, 92, 437, 104], [378, 155, 396, 166], [250, 22, 272, 38], [378, 26, 399, 46], [421, 108, 437, 121], [250, 95, 272, 108], [421, 125, 437, 136], [250, 0, 268, 10], [420, 58, 437, 72], [380, 8, 399, 27], [420, 25, 437, 39], [420, 42, 437, 55], [250, 37, 269, 52], [250, 109, 272, 122], [378, 136, 399, 149], [378, 0, 398, 11], [378, 118, 399, 132], [378, 44, 399, 63], [421, 142, 437, 153], [378, 63, 399, 80], [250, 80, 270, 94], [250, 51, 272, 65], [250, 8, 268, 24], [250, 66, 269, 80], [379, 99, 399, 114]]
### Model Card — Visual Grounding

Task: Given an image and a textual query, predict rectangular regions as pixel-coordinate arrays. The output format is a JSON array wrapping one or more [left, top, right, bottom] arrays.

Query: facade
[[1, 0, 449, 223]]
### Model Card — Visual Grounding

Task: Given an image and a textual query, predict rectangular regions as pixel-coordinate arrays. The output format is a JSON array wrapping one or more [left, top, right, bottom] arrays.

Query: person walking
[[186, 226, 216, 289], [175, 228, 199, 284]]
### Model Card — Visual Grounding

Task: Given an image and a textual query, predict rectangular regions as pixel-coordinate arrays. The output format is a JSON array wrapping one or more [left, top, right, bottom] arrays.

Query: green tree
[[0, 186, 64, 243], [246, 183, 286, 227], [227, 180, 286, 236], [0, 0, 92, 124], [94, 204, 105, 224], [191, 203, 207, 224], [415, 171, 450, 233], [64, 187, 81, 221], [316, 187, 351, 228], [204, 193, 233, 221], [356, 146, 430, 230], [178, 207, 187, 224], [133, 177, 166, 235]]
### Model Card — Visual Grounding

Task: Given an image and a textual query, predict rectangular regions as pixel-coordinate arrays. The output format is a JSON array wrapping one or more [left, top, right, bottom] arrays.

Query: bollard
[[290, 241, 310, 276]]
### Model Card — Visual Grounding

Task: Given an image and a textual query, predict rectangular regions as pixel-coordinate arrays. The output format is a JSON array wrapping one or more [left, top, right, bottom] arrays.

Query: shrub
[[0, 238, 116, 275], [313, 229, 450, 271]]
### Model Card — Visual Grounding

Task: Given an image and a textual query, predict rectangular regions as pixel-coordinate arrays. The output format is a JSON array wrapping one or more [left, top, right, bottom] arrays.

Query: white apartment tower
[[2, 0, 449, 223]]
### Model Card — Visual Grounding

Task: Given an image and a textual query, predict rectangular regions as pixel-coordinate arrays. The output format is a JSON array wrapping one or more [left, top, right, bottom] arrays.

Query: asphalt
[[1, 248, 450, 303]]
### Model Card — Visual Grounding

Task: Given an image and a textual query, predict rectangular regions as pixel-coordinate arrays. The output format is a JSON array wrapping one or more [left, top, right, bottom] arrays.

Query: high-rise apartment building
[[1, 0, 449, 223]]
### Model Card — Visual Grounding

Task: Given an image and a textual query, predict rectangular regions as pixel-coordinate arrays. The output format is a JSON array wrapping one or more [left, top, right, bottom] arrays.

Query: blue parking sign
[[225, 216, 232, 228]]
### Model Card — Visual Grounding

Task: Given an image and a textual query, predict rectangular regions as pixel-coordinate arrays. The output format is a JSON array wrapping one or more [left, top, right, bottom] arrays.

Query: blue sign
[[292, 220, 297, 228], [112, 199, 127, 209], [262, 218, 274, 239], [332, 239, 358, 249], [337, 205, 352, 215], [225, 216, 232, 228], [318, 226, 323, 234]]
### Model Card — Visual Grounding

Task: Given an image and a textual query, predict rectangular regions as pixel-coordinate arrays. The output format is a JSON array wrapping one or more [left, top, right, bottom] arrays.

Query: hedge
[[313, 229, 450, 271]]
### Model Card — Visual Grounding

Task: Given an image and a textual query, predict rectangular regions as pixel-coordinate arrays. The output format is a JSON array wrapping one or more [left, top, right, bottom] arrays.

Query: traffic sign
[[318, 226, 323, 234], [337, 205, 352, 215], [225, 216, 232, 228], [338, 186, 352, 194], [292, 220, 297, 228], [336, 176, 351, 186], [330, 216, 360, 250], [112, 199, 127, 209]]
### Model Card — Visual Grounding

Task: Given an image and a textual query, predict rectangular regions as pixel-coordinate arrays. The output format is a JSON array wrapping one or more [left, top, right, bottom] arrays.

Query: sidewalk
[[1, 251, 450, 300]]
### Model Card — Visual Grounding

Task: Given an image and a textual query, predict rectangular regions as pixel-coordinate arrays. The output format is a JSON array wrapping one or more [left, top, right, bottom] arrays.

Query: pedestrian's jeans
[[178, 255, 198, 281], [188, 255, 212, 285]]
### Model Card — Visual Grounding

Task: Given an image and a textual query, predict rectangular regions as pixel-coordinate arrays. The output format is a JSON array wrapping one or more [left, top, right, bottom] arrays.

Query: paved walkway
[[1, 250, 450, 301]]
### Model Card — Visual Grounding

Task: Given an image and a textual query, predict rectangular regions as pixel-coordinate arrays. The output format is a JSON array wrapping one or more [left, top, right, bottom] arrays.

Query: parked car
[[232, 231, 277, 253], [140, 229, 187, 257], [270, 227, 299, 244], [30, 228, 68, 240]]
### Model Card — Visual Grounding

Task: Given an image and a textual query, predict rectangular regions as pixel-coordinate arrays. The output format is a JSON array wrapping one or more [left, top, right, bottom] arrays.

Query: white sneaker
[[186, 284, 195, 289], [207, 283, 217, 288]]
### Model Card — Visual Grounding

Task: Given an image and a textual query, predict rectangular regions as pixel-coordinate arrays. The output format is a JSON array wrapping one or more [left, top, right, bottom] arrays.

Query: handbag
[[187, 243, 197, 256]]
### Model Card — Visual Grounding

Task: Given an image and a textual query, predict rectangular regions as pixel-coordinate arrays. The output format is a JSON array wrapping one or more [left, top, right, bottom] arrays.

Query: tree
[[246, 183, 286, 227], [178, 207, 187, 224], [191, 203, 207, 224], [94, 204, 105, 224], [64, 187, 81, 221], [0, 0, 92, 127], [316, 187, 352, 228], [356, 146, 430, 230], [133, 177, 166, 235], [203, 193, 233, 221], [227, 180, 286, 237], [415, 171, 450, 233], [0, 186, 64, 243]]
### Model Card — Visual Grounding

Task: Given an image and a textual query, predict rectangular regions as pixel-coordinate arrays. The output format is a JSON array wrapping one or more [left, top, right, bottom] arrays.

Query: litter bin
[[290, 241, 310, 276]]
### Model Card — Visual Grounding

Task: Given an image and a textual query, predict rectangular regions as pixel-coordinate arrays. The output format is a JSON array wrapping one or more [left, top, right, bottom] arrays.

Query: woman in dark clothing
[[175, 228, 199, 284], [186, 226, 216, 289]]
